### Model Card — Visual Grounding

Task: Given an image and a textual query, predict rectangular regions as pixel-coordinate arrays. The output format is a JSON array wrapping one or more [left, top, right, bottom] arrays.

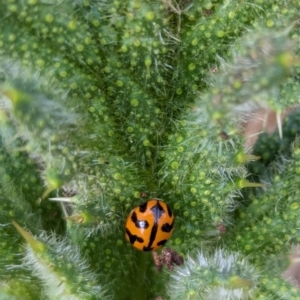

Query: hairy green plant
[[1, 0, 300, 299]]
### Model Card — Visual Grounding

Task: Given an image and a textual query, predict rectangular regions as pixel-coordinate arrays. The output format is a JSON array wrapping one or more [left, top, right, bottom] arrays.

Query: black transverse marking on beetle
[[157, 239, 167, 247], [126, 228, 144, 245], [131, 211, 149, 229]]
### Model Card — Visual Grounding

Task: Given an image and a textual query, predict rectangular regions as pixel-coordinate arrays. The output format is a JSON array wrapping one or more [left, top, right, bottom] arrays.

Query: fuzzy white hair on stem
[[168, 249, 258, 300], [22, 233, 109, 300]]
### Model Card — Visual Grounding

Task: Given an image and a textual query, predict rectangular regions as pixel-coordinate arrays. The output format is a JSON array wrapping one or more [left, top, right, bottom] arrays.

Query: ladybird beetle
[[125, 199, 174, 251]]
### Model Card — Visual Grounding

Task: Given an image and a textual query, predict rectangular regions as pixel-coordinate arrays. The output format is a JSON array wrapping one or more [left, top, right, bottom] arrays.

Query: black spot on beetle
[[166, 204, 173, 218], [131, 211, 138, 223], [131, 211, 137, 223], [136, 219, 149, 229], [161, 221, 174, 233], [139, 202, 148, 213]]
